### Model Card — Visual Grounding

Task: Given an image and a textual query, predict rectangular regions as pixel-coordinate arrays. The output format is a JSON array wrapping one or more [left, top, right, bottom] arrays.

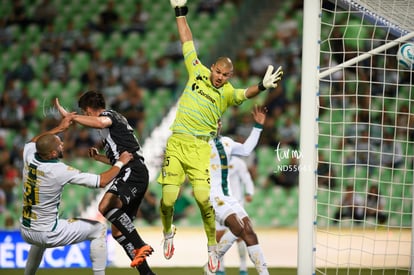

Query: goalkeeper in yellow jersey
[[159, 1, 283, 272]]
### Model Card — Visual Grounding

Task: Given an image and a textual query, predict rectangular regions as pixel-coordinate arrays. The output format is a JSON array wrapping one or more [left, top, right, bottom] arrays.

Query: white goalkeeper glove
[[258, 65, 283, 91], [170, 0, 187, 7], [170, 0, 188, 16]]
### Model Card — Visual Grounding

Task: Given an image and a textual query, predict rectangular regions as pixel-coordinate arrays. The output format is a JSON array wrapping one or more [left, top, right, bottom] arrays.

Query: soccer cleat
[[130, 244, 154, 267], [163, 224, 176, 259], [207, 248, 220, 273], [203, 263, 215, 275]]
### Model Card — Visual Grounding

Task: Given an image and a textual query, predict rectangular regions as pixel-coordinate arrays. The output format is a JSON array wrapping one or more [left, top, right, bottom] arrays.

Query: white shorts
[[216, 221, 227, 231], [20, 218, 106, 248], [211, 194, 248, 227]]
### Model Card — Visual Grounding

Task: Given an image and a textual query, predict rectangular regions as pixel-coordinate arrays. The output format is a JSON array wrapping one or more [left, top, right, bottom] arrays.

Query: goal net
[[299, 0, 414, 274]]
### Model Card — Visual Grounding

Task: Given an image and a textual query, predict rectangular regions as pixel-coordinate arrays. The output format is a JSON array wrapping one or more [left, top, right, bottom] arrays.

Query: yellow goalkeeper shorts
[[157, 133, 211, 187]]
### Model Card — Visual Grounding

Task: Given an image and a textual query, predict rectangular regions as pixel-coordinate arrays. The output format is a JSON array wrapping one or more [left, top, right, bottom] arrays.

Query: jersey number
[[22, 163, 39, 226]]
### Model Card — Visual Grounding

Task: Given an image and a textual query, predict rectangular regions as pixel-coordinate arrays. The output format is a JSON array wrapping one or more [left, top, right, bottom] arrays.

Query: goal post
[[299, 0, 414, 274], [297, 0, 320, 274]]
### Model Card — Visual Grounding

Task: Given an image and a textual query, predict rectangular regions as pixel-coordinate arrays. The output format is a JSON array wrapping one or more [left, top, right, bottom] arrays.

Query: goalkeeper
[[159, 0, 283, 272]]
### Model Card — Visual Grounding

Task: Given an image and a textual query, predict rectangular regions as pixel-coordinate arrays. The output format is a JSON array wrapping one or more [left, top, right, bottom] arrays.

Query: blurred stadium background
[[0, 0, 303, 227], [3, 0, 397, 272]]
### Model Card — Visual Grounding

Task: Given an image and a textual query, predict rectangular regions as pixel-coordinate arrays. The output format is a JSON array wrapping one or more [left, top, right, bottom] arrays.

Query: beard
[[57, 150, 64, 159]]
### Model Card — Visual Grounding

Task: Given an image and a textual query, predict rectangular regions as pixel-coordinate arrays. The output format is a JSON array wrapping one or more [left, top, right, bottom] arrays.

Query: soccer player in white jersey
[[205, 105, 269, 275], [215, 155, 255, 275], [20, 116, 133, 275]]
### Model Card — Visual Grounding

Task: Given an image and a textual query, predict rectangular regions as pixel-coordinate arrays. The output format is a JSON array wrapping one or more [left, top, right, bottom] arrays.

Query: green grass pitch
[[2, 268, 408, 275], [2, 267, 288, 275]]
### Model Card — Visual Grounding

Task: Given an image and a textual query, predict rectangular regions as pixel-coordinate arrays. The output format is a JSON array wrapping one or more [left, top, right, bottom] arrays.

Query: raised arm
[[170, 0, 192, 43], [55, 98, 112, 129], [30, 116, 72, 143], [231, 106, 267, 156], [251, 105, 267, 126], [245, 65, 284, 99], [70, 114, 112, 129]]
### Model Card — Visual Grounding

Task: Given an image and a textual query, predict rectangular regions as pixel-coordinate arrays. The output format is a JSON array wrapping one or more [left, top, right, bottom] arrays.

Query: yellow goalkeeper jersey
[[171, 41, 247, 137]]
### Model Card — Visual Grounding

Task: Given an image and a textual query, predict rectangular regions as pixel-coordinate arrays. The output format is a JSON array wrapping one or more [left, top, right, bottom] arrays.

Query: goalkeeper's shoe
[[163, 224, 176, 259], [130, 244, 154, 267], [207, 246, 220, 273]]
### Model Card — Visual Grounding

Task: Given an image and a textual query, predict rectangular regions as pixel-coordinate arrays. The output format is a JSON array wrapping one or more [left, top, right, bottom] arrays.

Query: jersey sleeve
[[183, 41, 200, 74], [100, 110, 114, 122], [23, 142, 36, 163], [68, 172, 100, 188], [227, 87, 247, 107], [230, 126, 263, 156], [54, 164, 100, 188]]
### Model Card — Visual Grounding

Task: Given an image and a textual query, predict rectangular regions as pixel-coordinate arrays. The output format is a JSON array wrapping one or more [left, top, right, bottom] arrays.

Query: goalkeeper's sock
[[193, 184, 217, 246], [105, 208, 146, 248], [247, 244, 269, 275], [114, 235, 155, 274], [160, 184, 179, 234]]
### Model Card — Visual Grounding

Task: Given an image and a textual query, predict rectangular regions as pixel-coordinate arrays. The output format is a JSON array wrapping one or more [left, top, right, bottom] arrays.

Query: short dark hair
[[78, 90, 106, 110], [36, 134, 59, 159]]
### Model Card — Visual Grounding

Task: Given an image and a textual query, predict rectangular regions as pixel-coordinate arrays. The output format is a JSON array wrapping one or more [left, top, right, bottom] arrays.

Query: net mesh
[[335, 0, 414, 35]]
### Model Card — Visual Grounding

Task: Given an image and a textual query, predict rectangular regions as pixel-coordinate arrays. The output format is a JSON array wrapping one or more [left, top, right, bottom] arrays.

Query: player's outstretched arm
[[30, 116, 72, 143], [55, 97, 112, 129], [170, 0, 192, 43], [245, 65, 284, 99], [55, 98, 70, 117], [98, 151, 133, 187], [231, 105, 267, 156]]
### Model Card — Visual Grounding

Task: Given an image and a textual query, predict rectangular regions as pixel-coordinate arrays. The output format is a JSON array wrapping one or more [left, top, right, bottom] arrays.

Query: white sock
[[217, 230, 238, 259], [247, 244, 269, 275], [218, 256, 225, 272], [24, 245, 45, 275], [90, 223, 107, 275], [237, 240, 247, 272]]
